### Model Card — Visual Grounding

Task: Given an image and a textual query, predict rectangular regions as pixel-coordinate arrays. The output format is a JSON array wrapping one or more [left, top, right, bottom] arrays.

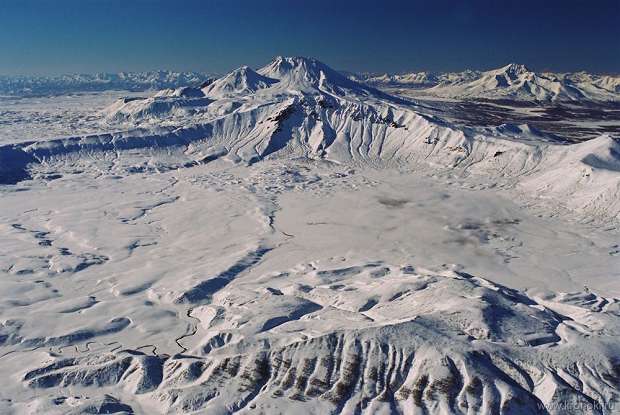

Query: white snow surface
[[0, 57, 619, 414], [0, 92, 141, 144]]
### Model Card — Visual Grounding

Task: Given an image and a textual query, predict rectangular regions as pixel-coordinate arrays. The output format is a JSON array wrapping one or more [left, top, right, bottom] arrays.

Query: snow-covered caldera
[[1, 57, 619, 414], [355, 64, 620, 103]]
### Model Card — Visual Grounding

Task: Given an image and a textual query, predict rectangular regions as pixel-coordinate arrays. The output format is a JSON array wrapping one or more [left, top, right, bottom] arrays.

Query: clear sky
[[1, 0, 618, 76]]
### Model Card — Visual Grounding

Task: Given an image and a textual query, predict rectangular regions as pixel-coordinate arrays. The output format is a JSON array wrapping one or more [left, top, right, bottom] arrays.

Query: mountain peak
[[202, 65, 278, 96], [257, 55, 383, 98], [258, 56, 335, 82], [498, 63, 532, 78]]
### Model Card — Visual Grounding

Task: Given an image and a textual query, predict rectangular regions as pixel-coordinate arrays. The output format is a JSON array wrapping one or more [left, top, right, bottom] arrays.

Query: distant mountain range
[[350, 64, 620, 102], [0, 71, 214, 96], [2, 64, 619, 103]]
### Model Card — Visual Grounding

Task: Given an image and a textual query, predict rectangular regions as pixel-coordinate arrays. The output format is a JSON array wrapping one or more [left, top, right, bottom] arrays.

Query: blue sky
[[1, 0, 618, 75]]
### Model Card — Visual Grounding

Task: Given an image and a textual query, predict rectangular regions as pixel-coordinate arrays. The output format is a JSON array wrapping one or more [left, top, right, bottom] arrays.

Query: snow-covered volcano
[[1, 56, 620, 415], [256, 56, 384, 97], [3, 57, 618, 219]]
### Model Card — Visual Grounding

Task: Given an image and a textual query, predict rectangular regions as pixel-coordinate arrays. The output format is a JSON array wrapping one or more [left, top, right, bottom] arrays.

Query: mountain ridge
[[1, 56, 617, 222], [3, 62, 618, 102], [0, 70, 214, 97], [352, 64, 620, 102]]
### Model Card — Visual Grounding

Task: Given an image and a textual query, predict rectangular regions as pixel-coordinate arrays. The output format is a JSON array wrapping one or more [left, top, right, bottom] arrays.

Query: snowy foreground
[[1, 57, 620, 414]]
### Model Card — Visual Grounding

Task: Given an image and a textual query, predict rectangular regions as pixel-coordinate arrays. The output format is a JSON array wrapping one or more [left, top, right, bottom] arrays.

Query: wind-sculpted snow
[[1, 57, 620, 414], [1, 154, 619, 413], [15, 262, 620, 414]]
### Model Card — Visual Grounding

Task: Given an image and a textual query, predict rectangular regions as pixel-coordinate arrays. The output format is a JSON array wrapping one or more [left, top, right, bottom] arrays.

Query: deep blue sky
[[1, 0, 618, 76]]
